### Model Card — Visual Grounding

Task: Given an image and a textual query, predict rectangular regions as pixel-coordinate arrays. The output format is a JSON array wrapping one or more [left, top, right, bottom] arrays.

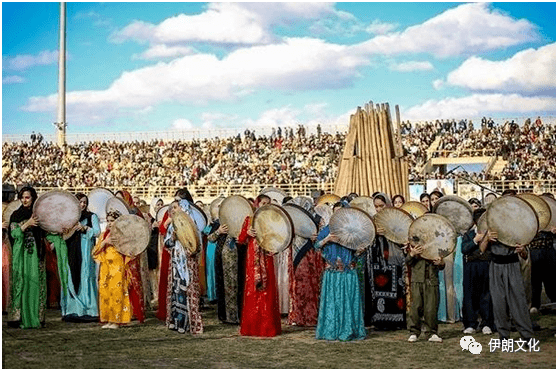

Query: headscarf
[[9, 186, 45, 259], [373, 192, 392, 207]]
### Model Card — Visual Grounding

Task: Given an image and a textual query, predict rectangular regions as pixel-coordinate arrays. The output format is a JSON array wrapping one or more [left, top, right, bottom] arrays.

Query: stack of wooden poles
[[334, 101, 409, 199]]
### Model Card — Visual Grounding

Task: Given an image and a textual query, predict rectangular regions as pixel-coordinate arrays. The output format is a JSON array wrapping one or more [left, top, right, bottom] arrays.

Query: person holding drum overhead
[[315, 202, 366, 341], [164, 199, 205, 335], [461, 208, 495, 335], [420, 193, 432, 212], [92, 210, 131, 329], [62, 193, 101, 322], [7, 186, 47, 329], [363, 194, 407, 330], [406, 242, 446, 343], [483, 211, 534, 341], [116, 189, 150, 314], [238, 194, 282, 337]]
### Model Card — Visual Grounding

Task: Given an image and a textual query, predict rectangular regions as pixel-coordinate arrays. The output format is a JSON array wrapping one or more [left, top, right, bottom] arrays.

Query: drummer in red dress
[[238, 194, 282, 337]]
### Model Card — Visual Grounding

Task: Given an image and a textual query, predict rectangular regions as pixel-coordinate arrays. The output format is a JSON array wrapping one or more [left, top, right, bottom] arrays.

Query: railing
[[431, 149, 500, 158], [31, 183, 337, 202], [2, 124, 350, 144], [23, 179, 554, 202]]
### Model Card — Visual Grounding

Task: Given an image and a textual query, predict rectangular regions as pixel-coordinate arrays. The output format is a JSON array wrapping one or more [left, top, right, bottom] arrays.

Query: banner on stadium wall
[[409, 184, 425, 201], [457, 183, 483, 201], [426, 179, 454, 196]]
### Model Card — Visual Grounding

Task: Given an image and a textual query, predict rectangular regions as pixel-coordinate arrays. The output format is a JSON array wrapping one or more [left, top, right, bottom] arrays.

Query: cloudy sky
[[2, 2, 556, 135]]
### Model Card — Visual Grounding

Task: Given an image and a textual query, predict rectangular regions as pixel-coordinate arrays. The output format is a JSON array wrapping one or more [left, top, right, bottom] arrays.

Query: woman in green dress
[[8, 186, 47, 329]]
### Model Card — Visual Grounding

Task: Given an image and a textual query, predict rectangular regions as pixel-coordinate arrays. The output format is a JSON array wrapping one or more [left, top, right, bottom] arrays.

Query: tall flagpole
[[55, 2, 67, 147]]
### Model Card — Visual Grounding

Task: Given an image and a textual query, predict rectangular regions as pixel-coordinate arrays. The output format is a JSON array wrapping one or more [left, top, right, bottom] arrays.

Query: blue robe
[[315, 226, 366, 341], [202, 221, 219, 302], [62, 214, 100, 320]]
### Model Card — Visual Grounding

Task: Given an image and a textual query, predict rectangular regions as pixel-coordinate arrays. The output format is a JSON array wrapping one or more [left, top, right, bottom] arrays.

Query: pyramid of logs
[[334, 101, 409, 200]]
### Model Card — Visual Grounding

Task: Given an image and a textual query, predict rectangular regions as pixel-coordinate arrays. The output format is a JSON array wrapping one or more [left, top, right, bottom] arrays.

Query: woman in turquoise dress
[[62, 193, 101, 322], [315, 221, 366, 341]]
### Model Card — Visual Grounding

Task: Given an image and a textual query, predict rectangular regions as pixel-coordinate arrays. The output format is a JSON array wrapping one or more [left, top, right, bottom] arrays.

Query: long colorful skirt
[[316, 269, 366, 341]]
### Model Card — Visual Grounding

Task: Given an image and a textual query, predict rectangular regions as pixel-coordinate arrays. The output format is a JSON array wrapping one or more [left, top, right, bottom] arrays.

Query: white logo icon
[[460, 336, 483, 354]]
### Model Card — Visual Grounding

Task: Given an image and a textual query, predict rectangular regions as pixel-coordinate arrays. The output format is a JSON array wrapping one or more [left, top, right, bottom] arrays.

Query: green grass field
[[3, 306, 556, 369]]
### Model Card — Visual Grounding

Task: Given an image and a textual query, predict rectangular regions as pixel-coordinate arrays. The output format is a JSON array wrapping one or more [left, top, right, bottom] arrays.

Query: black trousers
[[530, 248, 556, 309], [462, 260, 494, 329]]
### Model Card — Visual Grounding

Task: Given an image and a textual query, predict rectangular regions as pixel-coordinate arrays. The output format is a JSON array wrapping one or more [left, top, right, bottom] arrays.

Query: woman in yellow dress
[[92, 210, 131, 329]]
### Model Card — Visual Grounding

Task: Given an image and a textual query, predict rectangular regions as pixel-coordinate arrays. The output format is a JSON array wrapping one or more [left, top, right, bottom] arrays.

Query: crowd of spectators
[[2, 117, 555, 188]]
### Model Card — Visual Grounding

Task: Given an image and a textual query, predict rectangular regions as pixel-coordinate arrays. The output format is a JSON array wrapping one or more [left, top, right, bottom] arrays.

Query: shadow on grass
[[2, 306, 556, 369]]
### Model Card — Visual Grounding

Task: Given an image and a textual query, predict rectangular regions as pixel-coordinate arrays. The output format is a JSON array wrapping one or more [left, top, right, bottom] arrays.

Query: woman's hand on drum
[[22, 215, 39, 231], [515, 244, 528, 259], [217, 224, 229, 235], [409, 244, 424, 257], [247, 228, 257, 238], [163, 217, 172, 228], [432, 256, 445, 266], [311, 232, 318, 242], [2, 221, 8, 230], [487, 230, 498, 242]]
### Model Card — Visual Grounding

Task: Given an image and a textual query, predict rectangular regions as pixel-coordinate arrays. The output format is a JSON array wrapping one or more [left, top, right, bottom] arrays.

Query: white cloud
[[366, 20, 398, 35], [4, 50, 59, 71], [357, 3, 538, 58], [432, 79, 445, 90], [132, 45, 196, 60], [242, 106, 302, 128], [402, 93, 556, 121], [172, 118, 194, 130], [446, 43, 555, 94], [3, 75, 25, 84], [110, 2, 338, 46], [23, 38, 369, 120], [390, 61, 434, 72]]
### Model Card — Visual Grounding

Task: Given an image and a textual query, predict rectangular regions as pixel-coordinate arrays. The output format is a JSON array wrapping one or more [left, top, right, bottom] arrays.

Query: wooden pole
[[359, 109, 370, 196]]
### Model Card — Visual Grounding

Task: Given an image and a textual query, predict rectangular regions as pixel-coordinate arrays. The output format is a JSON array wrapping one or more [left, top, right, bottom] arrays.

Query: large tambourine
[[477, 211, 488, 234], [350, 196, 376, 217], [33, 190, 81, 234], [3, 200, 21, 225], [516, 193, 552, 231], [173, 210, 201, 254], [111, 214, 151, 257], [289, 196, 315, 212], [373, 207, 413, 245], [400, 201, 429, 220], [540, 195, 556, 232], [261, 187, 288, 205], [408, 213, 457, 260], [314, 204, 333, 227], [105, 197, 132, 217], [191, 203, 208, 230], [486, 196, 538, 246], [252, 204, 294, 255], [88, 188, 114, 224], [219, 195, 254, 238], [210, 197, 225, 221], [282, 203, 318, 239], [329, 207, 375, 251], [433, 195, 474, 235], [316, 193, 341, 207], [156, 205, 169, 222]]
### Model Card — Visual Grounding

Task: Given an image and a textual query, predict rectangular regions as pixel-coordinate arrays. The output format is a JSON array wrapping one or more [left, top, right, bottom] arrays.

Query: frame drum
[[252, 204, 294, 254], [33, 190, 81, 234], [408, 214, 457, 260], [486, 196, 538, 246]]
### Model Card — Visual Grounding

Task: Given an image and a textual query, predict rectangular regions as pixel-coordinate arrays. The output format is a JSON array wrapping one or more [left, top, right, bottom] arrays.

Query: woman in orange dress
[[92, 210, 131, 329]]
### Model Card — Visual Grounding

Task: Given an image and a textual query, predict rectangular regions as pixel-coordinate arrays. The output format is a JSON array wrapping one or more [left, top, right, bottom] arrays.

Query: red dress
[[287, 245, 324, 326], [238, 217, 281, 337]]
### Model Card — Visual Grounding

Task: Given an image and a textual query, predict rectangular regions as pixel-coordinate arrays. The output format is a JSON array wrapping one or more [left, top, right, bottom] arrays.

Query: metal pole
[[55, 2, 67, 147]]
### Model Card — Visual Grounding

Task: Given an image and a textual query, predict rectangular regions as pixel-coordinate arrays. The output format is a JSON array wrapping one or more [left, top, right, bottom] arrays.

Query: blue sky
[[2, 2, 556, 135]]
